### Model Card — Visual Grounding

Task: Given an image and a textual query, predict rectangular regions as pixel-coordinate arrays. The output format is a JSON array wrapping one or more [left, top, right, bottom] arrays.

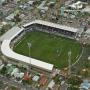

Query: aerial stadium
[[0, 20, 82, 72]]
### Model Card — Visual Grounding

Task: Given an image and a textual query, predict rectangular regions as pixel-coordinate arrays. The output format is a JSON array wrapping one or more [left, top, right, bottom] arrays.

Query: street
[[0, 75, 38, 90]]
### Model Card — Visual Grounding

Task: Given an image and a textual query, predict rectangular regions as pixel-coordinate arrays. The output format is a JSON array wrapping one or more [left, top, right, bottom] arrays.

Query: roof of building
[[11, 68, 19, 76], [23, 72, 29, 80], [0, 22, 7, 28], [0, 26, 23, 41], [80, 80, 90, 90], [0, 64, 4, 70], [7, 65, 15, 74], [14, 72, 24, 78], [68, 1, 83, 9], [38, 1, 46, 8], [48, 80, 55, 89], [82, 6, 90, 13], [85, 29, 90, 34], [0, 60, 2, 66], [18, 72, 24, 78], [39, 75, 47, 86], [38, 1, 48, 11], [23, 20, 78, 33], [32, 75, 40, 82], [5, 13, 14, 21], [27, 1, 34, 5], [0, 0, 5, 4]]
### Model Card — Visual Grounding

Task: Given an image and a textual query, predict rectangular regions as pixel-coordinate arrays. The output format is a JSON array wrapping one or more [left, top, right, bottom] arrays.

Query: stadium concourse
[[0, 20, 79, 72]]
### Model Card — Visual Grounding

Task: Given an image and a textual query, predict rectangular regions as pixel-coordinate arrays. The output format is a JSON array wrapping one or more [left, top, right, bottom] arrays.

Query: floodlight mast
[[68, 50, 71, 76], [27, 43, 32, 71]]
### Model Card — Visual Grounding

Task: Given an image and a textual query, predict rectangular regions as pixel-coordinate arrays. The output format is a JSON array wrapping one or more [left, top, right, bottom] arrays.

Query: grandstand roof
[[0, 26, 23, 41], [23, 20, 78, 33]]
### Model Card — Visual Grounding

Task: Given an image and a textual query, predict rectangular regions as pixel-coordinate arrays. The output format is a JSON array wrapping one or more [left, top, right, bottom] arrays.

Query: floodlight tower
[[68, 50, 72, 76], [27, 43, 32, 71]]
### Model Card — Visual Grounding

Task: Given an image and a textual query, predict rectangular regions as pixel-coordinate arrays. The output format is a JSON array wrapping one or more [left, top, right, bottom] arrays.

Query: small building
[[0, 60, 2, 66], [32, 75, 40, 82], [7, 63, 12, 67], [7, 65, 15, 75], [52, 69, 60, 78], [80, 80, 90, 90], [5, 13, 14, 21], [38, 1, 48, 12], [39, 74, 47, 86], [82, 6, 90, 13], [68, 1, 84, 9], [59, 70, 68, 78], [19, 14, 25, 19], [0, 0, 5, 5], [23, 72, 29, 81], [11, 68, 19, 76], [47, 80, 55, 90], [14, 72, 24, 79], [47, 1, 55, 6], [0, 64, 4, 70], [60, 7, 65, 16], [85, 29, 90, 35], [65, 0, 74, 6], [8, 22, 15, 27], [13, 0, 21, 4], [0, 21, 7, 29], [27, 1, 35, 6]]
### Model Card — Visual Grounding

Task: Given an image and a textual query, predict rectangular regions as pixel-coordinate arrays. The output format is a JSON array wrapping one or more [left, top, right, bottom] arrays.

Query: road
[[0, 75, 38, 90]]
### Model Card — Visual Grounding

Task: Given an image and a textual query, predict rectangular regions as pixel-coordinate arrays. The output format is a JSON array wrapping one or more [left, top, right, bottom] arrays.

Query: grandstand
[[23, 20, 78, 39]]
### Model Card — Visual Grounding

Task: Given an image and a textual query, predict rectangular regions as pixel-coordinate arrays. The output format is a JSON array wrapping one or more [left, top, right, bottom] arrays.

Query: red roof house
[[23, 72, 29, 81], [39, 74, 47, 86]]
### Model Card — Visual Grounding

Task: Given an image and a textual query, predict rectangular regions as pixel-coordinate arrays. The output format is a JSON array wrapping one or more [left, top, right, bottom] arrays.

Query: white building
[[82, 6, 90, 13], [11, 68, 19, 76], [0, 0, 5, 4], [38, 1, 48, 11], [47, 80, 55, 90], [80, 80, 90, 90], [5, 13, 14, 21], [68, 1, 83, 9], [27, 1, 34, 6]]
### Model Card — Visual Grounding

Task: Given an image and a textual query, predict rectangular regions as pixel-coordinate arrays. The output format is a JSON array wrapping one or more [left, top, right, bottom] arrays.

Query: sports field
[[13, 31, 82, 68]]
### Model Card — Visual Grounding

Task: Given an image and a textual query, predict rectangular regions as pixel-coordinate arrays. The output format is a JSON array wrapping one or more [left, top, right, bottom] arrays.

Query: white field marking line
[[71, 46, 84, 67], [14, 37, 27, 48]]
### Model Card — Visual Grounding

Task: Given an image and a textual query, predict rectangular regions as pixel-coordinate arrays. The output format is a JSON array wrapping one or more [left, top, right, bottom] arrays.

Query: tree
[[0, 11, 4, 21], [0, 66, 7, 75], [14, 14, 21, 23], [0, 24, 11, 35], [67, 85, 79, 90], [88, 21, 90, 25], [67, 75, 82, 86]]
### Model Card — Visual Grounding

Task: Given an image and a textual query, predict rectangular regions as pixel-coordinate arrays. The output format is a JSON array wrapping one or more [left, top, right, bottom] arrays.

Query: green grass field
[[13, 31, 82, 68]]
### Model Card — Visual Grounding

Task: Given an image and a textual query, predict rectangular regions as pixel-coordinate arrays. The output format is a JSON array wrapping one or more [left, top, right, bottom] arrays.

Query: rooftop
[[80, 80, 90, 90], [0, 26, 23, 41]]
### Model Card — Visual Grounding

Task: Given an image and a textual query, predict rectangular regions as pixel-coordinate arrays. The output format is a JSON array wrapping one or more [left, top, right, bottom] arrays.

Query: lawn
[[13, 31, 82, 68]]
